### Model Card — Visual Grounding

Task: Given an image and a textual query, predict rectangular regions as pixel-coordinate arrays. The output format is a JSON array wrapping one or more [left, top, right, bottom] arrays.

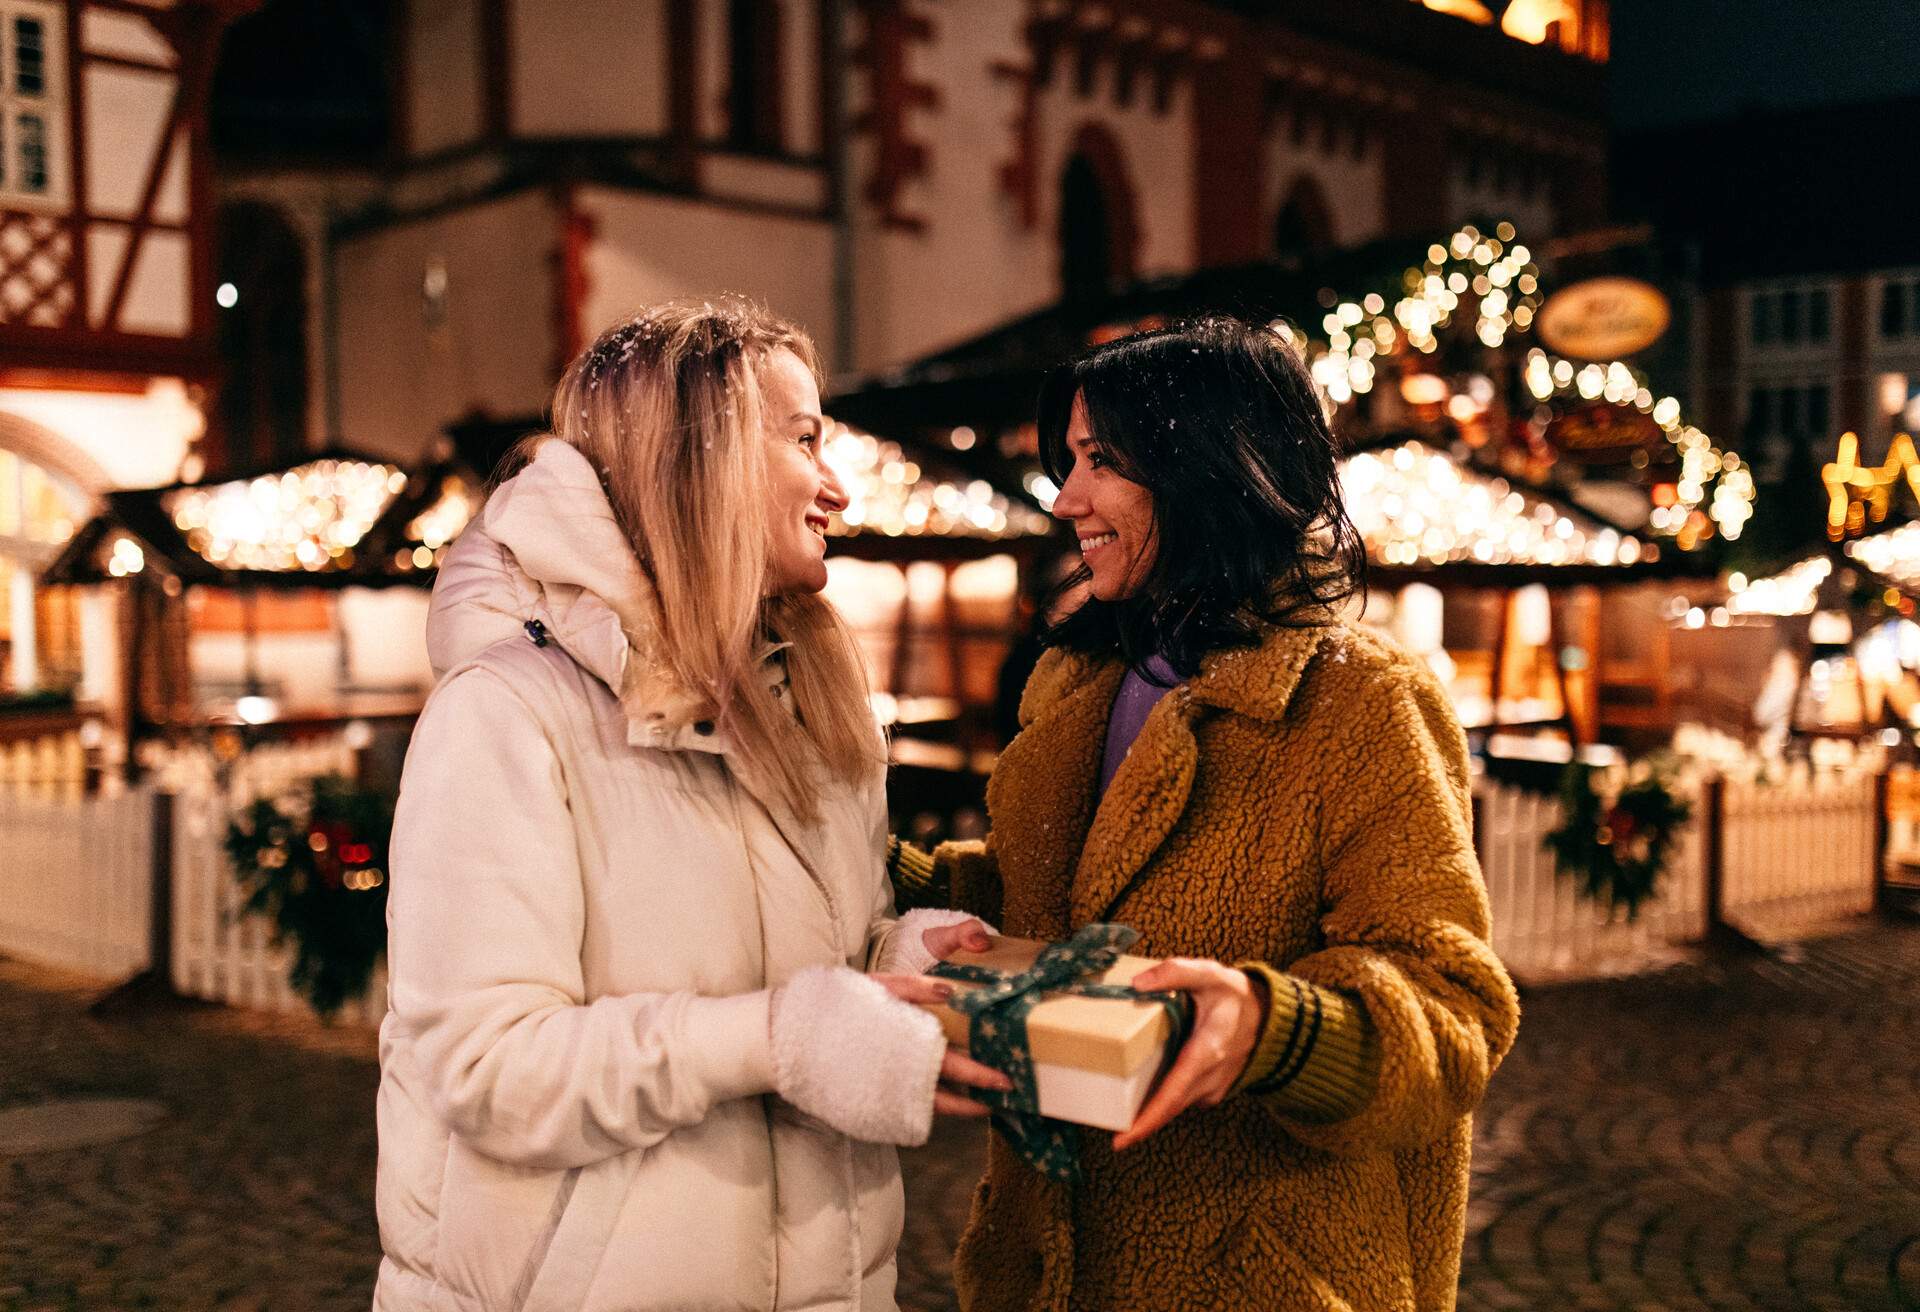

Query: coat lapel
[[1068, 687, 1201, 926], [1065, 622, 1336, 927], [986, 656, 1123, 941]]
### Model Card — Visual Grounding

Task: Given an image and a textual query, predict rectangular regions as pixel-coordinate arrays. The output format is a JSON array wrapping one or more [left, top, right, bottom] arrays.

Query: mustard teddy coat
[[932, 617, 1521, 1312]]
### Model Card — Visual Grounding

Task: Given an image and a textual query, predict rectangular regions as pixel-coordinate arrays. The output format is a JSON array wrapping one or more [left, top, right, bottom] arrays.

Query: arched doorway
[[1057, 124, 1139, 305], [1273, 173, 1336, 262], [0, 428, 89, 694], [216, 202, 310, 471]]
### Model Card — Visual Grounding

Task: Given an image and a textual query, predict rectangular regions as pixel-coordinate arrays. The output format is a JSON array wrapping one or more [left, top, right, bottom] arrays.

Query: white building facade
[[219, 0, 1610, 466]]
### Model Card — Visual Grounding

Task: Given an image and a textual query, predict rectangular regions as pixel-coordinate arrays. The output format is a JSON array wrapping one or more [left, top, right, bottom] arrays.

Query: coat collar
[[999, 619, 1339, 932], [427, 437, 781, 756]]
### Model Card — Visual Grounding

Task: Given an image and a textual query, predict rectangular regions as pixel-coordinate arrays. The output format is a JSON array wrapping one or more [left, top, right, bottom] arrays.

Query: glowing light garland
[[1340, 440, 1649, 568], [1726, 555, 1832, 616], [165, 458, 404, 573], [1846, 523, 1920, 593], [391, 472, 479, 573], [824, 422, 1051, 540], [1297, 222, 1754, 547]]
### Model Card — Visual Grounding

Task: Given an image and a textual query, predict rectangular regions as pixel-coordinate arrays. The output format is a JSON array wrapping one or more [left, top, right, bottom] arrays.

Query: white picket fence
[[1719, 775, 1880, 926], [1480, 779, 1709, 982], [0, 737, 1893, 1013], [1479, 770, 1883, 983], [0, 732, 388, 1026], [0, 784, 155, 979]]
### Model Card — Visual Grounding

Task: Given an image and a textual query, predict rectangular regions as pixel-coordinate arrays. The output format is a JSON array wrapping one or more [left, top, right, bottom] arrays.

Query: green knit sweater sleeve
[[1228, 962, 1380, 1123], [885, 836, 947, 911]]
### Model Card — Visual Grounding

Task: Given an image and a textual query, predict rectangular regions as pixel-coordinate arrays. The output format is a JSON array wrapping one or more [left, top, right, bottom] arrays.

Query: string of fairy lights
[[1297, 222, 1755, 559], [1340, 440, 1649, 569]]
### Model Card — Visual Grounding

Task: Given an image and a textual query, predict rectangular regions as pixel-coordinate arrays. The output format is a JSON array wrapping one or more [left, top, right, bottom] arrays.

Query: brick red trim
[[0, 322, 216, 377], [480, 0, 511, 143], [1190, 53, 1263, 267], [850, 0, 936, 232], [549, 184, 594, 380], [666, 0, 698, 183], [66, 0, 87, 331]]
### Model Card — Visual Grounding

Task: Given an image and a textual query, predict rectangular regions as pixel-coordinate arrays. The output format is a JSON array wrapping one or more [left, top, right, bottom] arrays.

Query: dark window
[[726, 0, 784, 153], [1807, 385, 1831, 437], [1779, 289, 1803, 344], [1886, 282, 1911, 338], [216, 203, 310, 470], [1059, 153, 1111, 305], [1751, 291, 1775, 345], [1779, 385, 1803, 435], [1808, 287, 1830, 343], [1746, 387, 1774, 438], [17, 112, 45, 191], [14, 16, 43, 96], [1272, 173, 1335, 263]]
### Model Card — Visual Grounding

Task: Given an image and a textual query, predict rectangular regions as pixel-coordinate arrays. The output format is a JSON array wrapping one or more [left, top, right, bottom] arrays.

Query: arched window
[[1273, 173, 1335, 262], [1057, 124, 1138, 305], [215, 202, 309, 471], [727, 0, 785, 153]]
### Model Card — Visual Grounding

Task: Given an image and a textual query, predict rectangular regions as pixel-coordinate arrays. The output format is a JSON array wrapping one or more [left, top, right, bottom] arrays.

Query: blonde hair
[[543, 296, 880, 820]]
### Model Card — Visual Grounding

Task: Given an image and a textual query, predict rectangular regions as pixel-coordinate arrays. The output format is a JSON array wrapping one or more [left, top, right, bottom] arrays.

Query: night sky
[[1609, 0, 1920, 128]]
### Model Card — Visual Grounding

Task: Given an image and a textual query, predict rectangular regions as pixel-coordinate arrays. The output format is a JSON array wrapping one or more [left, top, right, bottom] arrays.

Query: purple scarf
[[1098, 654, 1182, 797]]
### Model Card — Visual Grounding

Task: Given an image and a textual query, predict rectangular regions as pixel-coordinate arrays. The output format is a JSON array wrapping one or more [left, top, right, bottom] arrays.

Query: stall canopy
[[41, 448, 480, 590], [832, 222, 1751, 566]]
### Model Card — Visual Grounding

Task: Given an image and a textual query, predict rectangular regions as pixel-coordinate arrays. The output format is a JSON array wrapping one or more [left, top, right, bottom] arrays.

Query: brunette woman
[[900, 318, 1520, 1311]]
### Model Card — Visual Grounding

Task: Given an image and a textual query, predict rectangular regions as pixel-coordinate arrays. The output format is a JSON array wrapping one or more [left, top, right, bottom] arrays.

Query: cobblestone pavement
[[2, 923, 1916, 1310], [897, 921, 1920, 1312]]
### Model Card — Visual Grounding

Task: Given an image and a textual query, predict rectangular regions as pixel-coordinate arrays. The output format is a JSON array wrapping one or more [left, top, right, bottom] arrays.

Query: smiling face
[[760, 347, 847, 596], [1051, 392, 1157, 600]]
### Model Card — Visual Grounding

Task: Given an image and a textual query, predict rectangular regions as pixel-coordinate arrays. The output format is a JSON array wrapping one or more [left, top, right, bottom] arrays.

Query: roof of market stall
[[41, 448, 480, 590]]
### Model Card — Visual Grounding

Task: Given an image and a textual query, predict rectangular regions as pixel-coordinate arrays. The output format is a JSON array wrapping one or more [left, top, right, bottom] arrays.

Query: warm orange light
[[1821, 431, 1920, 540]]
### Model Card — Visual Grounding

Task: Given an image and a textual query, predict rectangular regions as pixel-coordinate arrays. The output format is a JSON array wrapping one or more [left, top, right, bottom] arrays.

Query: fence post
[[149, 790, 174, 987], [1874, 769, 1891, 917], [1702, 775, 1726, 938]]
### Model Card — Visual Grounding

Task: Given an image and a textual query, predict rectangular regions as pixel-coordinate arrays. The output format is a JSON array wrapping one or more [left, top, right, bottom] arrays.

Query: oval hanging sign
[[1536, 277, 1671, 360]]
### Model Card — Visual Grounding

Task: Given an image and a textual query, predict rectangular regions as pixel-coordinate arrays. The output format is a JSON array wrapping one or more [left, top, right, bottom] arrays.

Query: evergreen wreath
[[226, 774, 393, 1019], [1544, 760, 1692, 918]]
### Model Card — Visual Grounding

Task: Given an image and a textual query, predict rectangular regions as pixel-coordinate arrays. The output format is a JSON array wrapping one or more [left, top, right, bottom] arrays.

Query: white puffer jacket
[[373, 440, 930, 1312]]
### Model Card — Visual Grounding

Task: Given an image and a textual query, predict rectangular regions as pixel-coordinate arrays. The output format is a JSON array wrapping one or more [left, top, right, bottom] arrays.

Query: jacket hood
[[426, 437, 721, 752]]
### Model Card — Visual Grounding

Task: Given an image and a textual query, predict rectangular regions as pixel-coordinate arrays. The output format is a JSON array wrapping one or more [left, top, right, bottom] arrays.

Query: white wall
[[846, 0, 1197, 373], [513, 0, 669, 139], [336, 189, 558, 460], [1447, 161, 1555, 241], [579, 185, 837, 364], [1263, 111, 1387, 250], [405, 0, 485, 156]]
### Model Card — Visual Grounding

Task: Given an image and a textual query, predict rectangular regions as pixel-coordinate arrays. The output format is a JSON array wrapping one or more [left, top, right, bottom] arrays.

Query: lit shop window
[[0, 2, 64, 207]]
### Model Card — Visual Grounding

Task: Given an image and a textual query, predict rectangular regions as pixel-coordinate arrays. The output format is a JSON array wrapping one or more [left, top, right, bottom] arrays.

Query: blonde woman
[[374, 298, 1001, 1312]]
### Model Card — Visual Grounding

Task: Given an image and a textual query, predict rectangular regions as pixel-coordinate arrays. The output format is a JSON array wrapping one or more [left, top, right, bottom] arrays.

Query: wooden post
[[1702, 774, 1726, 939], [148, 789, 174, 987], [1873, 769, 1891, 916]]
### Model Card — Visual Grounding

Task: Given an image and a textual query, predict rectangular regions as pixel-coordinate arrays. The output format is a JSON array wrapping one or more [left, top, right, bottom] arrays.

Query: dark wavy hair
[[1037, 316, 1366, 674]]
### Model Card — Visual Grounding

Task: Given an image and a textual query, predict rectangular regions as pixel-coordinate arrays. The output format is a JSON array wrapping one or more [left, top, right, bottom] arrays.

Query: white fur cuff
[[769, 966, 944, 1147], [879, 909, 996, 977]]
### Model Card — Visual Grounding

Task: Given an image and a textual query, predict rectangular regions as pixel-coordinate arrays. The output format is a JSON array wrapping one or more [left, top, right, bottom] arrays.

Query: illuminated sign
[[1536, 277, 1671, 360]]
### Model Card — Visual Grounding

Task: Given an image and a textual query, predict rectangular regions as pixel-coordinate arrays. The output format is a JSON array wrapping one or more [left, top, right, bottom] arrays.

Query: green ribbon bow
[[930, 923, 1192, 1184]]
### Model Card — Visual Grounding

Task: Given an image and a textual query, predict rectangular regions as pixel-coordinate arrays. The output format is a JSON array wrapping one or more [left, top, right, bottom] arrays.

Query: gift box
[[921, 931, 1181, 1133]]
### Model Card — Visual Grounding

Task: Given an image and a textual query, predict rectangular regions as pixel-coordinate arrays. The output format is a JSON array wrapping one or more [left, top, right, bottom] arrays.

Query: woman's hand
[[874, 974, 1013, 1117], [1111, 958, 1268, 1150], [921, 917, 992, 961]]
